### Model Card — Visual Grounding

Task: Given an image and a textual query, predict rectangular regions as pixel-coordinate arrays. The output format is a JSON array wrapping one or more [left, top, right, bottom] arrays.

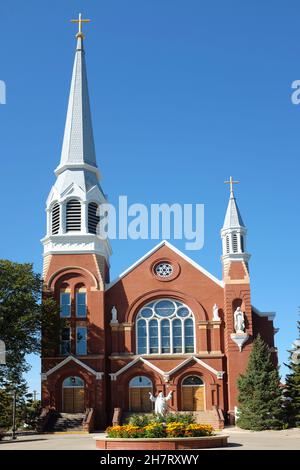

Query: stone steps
[[44, 412, 85, 432]]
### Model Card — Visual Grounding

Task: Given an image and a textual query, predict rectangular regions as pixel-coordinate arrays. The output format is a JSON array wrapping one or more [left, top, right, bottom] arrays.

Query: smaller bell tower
[[221, 177, 253, 423]]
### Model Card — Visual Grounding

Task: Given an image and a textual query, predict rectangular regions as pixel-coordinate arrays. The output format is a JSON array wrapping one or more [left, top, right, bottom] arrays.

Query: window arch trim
[[182, 375, 204, 387], [136, 298, 195, 355]]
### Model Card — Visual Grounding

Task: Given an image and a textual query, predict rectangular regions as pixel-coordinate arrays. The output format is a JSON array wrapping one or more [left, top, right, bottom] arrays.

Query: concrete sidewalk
[[0, 428, 299, 450]]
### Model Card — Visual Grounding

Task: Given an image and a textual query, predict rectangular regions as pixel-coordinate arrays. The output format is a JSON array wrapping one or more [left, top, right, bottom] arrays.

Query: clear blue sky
[[0, 0, 299, 396]]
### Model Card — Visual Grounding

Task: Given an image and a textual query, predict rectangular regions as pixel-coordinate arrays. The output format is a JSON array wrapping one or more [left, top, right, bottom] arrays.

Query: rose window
[[155, 262, 173, 278]]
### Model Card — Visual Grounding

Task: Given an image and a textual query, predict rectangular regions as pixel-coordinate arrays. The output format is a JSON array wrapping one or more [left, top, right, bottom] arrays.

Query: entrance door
[[182, 376, 205, 411], [129, 376, 153, 412], [62, 376, 85, 413]]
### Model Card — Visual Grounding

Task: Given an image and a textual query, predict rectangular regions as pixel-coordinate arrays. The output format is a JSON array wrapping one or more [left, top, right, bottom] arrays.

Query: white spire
[[221, 177, 250, 264], [222, 190, 245, 231], [55, 35, 98, 176], [42, 21, 111, 262]]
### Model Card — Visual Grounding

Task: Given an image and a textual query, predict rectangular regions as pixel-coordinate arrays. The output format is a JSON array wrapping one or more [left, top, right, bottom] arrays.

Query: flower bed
[[106, 422, 214, 439], [95, 416, 228, 450]]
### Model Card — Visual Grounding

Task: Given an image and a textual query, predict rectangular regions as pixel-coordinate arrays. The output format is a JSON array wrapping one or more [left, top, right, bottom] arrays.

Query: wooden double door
[[182, 386, 205, 411], [129, 387, 152, 412], [63, 387, 85, 413]]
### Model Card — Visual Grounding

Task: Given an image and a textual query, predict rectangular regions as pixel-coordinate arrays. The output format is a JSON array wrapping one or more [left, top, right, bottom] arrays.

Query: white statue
[[149, 391, 173, 416], [234, 307, 245, 333], [212, 304, 220, 321], [111, 306, 118, 324]]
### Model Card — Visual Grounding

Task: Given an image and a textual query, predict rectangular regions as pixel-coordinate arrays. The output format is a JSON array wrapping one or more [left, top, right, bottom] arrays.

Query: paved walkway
[[0, 428, 299, 450], [218, 427, 300, 450]]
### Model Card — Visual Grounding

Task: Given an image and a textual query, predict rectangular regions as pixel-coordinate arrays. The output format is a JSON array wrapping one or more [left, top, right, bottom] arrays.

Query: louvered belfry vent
[[52, 203, 60, 234], [240, 235, 244, 252], [226, 236, 230, 254], [88, 202, 99, 234], [232, 233, 238, 253], [66, 199, 81, 232]]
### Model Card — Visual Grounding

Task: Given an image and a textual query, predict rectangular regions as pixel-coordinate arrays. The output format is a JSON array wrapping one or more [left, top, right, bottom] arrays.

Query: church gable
[[105, 241, 224, 325], [107, 240, 223, 290]]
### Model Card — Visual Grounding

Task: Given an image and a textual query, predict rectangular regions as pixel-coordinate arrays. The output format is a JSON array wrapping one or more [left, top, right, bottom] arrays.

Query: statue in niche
[[111, 305, 118, 324], [234, 307, 245, 334], [212, 304, 221, 321]]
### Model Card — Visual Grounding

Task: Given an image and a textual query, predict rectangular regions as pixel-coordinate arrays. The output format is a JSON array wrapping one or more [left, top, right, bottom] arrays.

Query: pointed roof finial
[[222, 176, 245, 229], [70, 13, 91, 39], [224, 176, 239, 198]]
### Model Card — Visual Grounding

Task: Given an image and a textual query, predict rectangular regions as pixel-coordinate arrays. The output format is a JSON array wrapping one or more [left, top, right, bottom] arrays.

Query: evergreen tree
[[237, 334, 284, 430], [283, 315, 300, 427]]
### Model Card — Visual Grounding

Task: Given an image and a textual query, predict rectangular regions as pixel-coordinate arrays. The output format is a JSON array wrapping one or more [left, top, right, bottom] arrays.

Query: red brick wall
[[41, 245, 277, 428]]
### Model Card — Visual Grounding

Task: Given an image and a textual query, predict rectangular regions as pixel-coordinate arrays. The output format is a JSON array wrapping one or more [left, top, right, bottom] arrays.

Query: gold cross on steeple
[[224, 176, 240, 195], [70, 13, 91, 39]]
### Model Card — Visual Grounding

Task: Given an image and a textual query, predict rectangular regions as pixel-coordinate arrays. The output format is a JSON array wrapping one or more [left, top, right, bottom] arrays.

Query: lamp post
[[11, 389, 17, 440]]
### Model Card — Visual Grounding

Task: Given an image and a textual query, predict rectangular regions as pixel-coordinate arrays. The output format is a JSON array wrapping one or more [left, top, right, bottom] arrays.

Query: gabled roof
[[106, 240, 223, 290]]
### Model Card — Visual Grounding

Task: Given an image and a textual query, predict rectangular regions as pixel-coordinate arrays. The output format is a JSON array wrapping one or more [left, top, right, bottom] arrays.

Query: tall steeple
[[221, 177, 250, 265], [56, 33, 97, 175], [42, 15, 111, 262]]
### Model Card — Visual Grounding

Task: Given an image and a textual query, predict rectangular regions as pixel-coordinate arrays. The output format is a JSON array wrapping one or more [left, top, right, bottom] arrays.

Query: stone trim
[[43, 355, 103, 379], [109, 355, 225, 382]]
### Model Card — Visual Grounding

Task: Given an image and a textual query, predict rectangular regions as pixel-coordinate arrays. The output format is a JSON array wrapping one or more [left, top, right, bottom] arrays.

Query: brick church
[[41, 22, 277, 430]]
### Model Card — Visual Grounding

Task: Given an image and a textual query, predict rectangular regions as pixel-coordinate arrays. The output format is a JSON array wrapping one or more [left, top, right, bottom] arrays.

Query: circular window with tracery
[[155, 262, 173, 278]]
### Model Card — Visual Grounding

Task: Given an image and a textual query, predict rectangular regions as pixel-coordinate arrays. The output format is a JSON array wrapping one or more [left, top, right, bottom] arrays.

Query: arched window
[[76, 286, 87, 318], [66, 199, 81, 232], [182, 376, 203, 386], [129, 376, 152, 388], [129, 376, 153, 412], [63, 376, 84, 388], [60, 287, 71, 318], [181, 375, 205, 411], [88, 202, 100, 234], [136, 299, 195, 355], [232, 233, 238, 253], [51, 203, 60, 234]]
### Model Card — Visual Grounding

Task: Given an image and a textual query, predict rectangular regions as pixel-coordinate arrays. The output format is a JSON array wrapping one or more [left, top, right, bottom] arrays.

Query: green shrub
[[127, 414, 153, 427], [164, 412, 195, 425]]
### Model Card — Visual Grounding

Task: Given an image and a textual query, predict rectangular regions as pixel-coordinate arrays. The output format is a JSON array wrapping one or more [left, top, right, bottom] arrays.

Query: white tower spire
[[221, 177, 250, 266], [42, 16, 111, 262]]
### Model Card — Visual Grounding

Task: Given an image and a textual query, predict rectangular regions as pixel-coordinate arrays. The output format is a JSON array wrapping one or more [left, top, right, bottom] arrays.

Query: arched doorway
[[62, 376, 85, 413], [181, 376, 205, 411], [129, 376, 153, 412]]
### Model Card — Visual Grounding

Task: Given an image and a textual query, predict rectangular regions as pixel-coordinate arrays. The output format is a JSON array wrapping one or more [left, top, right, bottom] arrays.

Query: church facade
[[41, 27, 277, 430]]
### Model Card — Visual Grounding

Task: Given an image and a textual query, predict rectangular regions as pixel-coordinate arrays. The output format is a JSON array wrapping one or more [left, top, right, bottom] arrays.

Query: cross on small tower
[[224, 176, 240, 195], [70, 13, 91, 39]]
